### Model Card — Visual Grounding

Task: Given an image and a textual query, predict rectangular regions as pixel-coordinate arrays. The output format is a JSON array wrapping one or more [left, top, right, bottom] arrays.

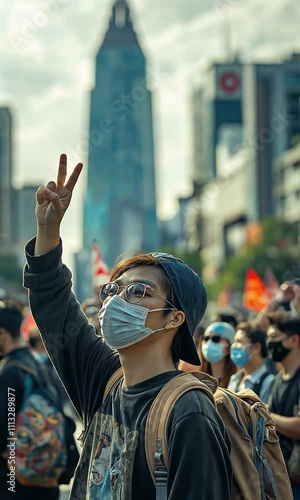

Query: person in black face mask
[[267, 313, 300, 499]]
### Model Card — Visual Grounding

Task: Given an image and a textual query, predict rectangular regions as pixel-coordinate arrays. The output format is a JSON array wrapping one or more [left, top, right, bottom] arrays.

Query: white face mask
[[98, 295, 173, 349]]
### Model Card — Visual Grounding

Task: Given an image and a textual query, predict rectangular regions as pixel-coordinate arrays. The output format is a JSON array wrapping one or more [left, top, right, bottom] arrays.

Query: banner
[[92, 241, 110, 289], [243, 268, 270, 311]]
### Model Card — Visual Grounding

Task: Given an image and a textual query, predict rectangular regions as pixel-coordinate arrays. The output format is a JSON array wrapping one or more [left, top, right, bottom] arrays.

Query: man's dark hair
[[237, 322, 268, 358], [215, 313, 238, 329], [0, 303, 23, 339], [268, 312, 300, 337]]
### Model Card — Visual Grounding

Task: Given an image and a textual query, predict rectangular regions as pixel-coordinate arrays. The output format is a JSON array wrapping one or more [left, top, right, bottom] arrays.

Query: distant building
[[187, 53, 300, 276], [275, 143, 300, 223], [193, 61, 243, 182], [243, 53, 300, 221], [15, 185, 38, 244], [83, 0, 159, 268], [160, 195, 193, 252], [0, 107, 13, 253]]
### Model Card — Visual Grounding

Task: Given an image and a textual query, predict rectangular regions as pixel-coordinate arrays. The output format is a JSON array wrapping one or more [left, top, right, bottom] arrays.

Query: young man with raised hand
[[23, 154, 232, 499]]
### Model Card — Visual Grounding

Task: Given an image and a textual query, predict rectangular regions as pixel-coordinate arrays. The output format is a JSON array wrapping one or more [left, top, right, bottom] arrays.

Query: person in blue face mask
[[228, 322, 276, 402], [200, 322, 236, 388]]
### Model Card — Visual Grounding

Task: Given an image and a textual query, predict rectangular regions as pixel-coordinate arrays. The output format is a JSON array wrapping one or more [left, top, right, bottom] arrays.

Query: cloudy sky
[[1, 0, 300, 269]]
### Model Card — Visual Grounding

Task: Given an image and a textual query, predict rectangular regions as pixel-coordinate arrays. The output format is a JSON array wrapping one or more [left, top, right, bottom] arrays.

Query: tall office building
[[196, 62, 243, 181], [243, 53, 300, 221], [0, 107, 13, 253], [83, 0, 158, 267], [15, 185, 38, 244]]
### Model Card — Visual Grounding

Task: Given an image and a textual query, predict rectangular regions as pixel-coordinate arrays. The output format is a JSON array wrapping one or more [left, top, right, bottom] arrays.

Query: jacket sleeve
[[23, 238, 121, 427], [167, 394, 232, 499]]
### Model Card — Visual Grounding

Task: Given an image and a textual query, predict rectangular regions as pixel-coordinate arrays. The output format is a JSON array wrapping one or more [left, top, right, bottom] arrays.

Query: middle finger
[[57, 153, 67, 186]]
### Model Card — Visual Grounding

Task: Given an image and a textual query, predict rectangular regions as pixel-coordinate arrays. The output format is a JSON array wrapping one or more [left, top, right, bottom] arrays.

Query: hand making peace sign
[[36, 154, 83, 228], [34, 154, 83, 256]]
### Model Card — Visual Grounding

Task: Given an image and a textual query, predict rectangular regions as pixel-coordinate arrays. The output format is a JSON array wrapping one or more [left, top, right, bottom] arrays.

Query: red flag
[[243, 268, 270, 311], [92, 241, 110, 288], [264, 267, 279, 298]]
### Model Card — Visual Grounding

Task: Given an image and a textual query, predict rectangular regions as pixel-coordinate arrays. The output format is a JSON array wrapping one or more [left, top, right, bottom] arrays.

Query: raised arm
[[24, 154, 121, 426], [34, 153, 83, 255]]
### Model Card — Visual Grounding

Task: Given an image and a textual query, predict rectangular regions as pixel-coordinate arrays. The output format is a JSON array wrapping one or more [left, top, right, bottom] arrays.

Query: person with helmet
[[200, 322, 236, 388]]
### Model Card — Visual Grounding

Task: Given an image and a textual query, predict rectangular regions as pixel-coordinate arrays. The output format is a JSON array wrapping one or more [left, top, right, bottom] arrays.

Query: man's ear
[[251, 342, 261, 356], [165, 311, 185, 330], [290, 333, 300, 348]]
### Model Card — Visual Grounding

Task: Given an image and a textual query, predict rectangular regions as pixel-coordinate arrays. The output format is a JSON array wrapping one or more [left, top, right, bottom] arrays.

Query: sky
[[1, 0, 300, 270]]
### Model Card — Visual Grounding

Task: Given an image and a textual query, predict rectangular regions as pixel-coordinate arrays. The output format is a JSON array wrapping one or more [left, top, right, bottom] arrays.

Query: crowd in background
[[0, 276, 300, 498]]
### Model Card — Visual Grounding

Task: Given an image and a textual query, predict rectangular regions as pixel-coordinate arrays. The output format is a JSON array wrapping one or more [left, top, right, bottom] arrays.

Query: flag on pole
[[92, 240, 110, 289], [243, 268, 270, 311]]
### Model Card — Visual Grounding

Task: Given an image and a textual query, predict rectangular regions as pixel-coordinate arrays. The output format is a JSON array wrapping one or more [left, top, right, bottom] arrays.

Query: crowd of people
[[0, 154, 299, 499]]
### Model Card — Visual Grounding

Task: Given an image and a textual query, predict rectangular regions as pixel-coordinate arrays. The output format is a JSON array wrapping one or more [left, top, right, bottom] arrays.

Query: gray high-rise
[[0, 107, 13, 253], [83, 0, 158, 267]]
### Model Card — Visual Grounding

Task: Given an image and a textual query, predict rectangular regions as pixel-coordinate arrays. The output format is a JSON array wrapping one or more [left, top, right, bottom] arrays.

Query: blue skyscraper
[[83, 0, 159, 268]]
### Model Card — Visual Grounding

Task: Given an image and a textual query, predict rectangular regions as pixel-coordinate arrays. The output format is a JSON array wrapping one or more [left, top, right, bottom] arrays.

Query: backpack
[[6, 360, 68, 488], [103, 369, 293, 500]]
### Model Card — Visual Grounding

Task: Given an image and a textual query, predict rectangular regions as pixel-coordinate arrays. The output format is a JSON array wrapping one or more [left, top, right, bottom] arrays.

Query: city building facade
[[83, 0, 159, 268], [0, 107, 13, 253]]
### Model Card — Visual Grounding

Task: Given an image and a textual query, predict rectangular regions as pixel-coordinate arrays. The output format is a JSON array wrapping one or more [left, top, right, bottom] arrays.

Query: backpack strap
[[4, 361, 40, 385], [252, 371, 271, 398], [103, 367, 123, 402], [145, 371, 216, 494], [78, 366, 123, 445]]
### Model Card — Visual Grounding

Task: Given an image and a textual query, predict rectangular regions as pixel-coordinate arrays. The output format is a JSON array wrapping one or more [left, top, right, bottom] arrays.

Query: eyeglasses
[[203, 335, 223, 343], [99, 282, 177, 309]]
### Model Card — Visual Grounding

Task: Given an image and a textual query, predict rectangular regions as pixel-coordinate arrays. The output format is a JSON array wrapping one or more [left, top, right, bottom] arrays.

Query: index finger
[[65, 163, 83, 192], [57, 153, 67, 186]]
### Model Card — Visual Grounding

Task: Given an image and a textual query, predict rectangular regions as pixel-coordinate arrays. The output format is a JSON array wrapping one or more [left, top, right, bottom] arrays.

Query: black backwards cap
[[150, 252, 207, 365]]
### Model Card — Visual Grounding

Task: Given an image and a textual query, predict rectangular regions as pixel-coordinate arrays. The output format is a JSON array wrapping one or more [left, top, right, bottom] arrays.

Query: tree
[[207, 217, 299, 300]]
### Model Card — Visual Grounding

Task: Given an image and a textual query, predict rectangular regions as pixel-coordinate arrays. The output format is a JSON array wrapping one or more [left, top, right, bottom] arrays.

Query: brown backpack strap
[[103, 367, 124, 402], [145, 371, 216, 486], [78, 366, 123, 445]]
